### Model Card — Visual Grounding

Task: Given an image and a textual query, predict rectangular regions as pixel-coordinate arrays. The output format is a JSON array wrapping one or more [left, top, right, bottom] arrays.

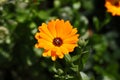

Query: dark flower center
[[113, 0, 120, 6], [114, 2, 119, 6], [53, 37, 63, 47]]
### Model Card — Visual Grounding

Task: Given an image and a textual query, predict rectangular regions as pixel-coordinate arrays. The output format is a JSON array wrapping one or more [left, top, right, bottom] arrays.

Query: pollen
[[53, 37, 63, 47]]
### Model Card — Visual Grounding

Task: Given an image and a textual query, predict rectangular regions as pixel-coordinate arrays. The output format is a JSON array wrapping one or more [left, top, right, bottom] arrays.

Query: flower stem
[[77, 71, 82, 80]]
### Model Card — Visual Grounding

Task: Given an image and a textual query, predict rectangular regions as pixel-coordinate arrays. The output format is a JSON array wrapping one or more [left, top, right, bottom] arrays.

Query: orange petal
[[43, 50, 51, 57], [60, 46, 69, 54], [54, 47, 64, 59], [55, 19, 65, 37], [58, 54, 64, 59], [35, 32, 41, 40], [105, 0, 120, 16], [64, 21, 73, 34], [38, 39, 54, 50], [63, 34, 79, 44], [35, 43, 42, 48], [48, 20, 57, 37], [60, 21, 73, 39], [62, 44, 78, 52], [62, 28, 78, 39], [51, 51, 57, 61], [39, 32, 52, 42], [39, 23, 54, 39], [51, 56, 57, 61]]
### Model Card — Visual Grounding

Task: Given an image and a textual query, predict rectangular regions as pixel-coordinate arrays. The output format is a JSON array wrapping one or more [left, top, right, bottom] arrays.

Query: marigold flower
[[35, 19, 79, 61], [105, 0, 120, 16]]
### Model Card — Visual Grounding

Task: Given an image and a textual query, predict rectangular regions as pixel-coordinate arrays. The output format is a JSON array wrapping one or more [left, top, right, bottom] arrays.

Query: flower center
[[113, 0, 120, 6], [53, 37, 63, 47]]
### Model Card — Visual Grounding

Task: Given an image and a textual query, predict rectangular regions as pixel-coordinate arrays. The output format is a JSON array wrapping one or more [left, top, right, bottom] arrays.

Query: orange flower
[[35, 19, 79, 61], [105, 0, 120, 16]]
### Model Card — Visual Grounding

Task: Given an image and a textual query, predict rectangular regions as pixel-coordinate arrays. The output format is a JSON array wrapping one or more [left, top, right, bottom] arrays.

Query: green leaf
[[80, 72, 89, 80], [71, 54, 81, 62], [37, 11, 49, 20], [71, 64, 78, 72], [34, 48, 43, 57], [73, 2, 81, 10], [93, 17, 100, 31], [65, 54, 72, 62], [0, 49, 10, 59], [54, 0, 61, 8], [82, 51, 89, 65], [102, 13, 111, 26], [16, 15, 26, 23], [26, 57, 32, 66], [78, 58, 83, 71]]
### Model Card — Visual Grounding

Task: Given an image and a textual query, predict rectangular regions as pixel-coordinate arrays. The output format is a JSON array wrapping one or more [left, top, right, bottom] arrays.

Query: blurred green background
[[0, 0, 120, 80]]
